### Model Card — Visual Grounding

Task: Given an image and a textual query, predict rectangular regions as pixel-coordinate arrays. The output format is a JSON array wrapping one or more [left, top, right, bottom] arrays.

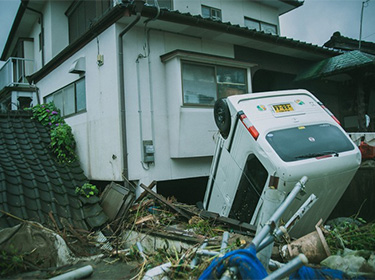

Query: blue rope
[[199, 244, 268, 280]]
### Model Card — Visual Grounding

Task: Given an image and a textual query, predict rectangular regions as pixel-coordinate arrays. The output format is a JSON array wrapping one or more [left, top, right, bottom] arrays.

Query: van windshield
[[266, 124, 355, 162]]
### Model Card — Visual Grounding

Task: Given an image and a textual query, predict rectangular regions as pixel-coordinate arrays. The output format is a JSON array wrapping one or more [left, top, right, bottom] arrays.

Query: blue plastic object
[[199, 244, 267, 280], [290, 266, 366, 280]]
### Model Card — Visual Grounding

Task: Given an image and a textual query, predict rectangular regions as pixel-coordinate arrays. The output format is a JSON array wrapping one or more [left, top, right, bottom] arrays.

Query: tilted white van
[[203, 89, 361, 237]]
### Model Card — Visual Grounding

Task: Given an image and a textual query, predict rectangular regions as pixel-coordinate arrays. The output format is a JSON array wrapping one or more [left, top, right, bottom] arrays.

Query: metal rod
[[136, 242, 147, 260], [257, 226, 286, 253], [196, 249, 220, 257], [284, 193, 317, 230], [263, 254, 308, 280], [49, 265, 93, 280], [195, 232, 230, 260], [257, 193, 317, 252], [220, 231, 229, 254], [250, 176, 308, 249], [190, 242, 208, 268], [359, 0, 370, 50]]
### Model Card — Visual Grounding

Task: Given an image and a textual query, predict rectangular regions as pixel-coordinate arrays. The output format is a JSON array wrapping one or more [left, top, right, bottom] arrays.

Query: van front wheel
[[214, 98, 231, 139]]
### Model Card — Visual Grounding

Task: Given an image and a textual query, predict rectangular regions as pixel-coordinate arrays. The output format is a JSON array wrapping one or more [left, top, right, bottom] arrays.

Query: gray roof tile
[[296, 50, 375, 81], [0, 111, 108, 230]]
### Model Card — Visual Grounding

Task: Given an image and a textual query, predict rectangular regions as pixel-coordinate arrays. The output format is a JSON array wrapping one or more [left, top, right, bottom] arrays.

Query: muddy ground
[[10, 258, 140, 280]]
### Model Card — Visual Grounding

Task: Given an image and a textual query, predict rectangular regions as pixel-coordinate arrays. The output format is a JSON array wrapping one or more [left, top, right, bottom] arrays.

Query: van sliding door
[[229, 154, 268, 223]]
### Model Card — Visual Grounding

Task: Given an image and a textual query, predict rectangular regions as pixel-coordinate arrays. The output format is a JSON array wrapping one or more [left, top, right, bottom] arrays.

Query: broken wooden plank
[[135, 181, 157, 203], [177, 207, 256, 235], [135, 214, 155, 225], [138, 227, 204, 244], [138, 183, 191, 220]]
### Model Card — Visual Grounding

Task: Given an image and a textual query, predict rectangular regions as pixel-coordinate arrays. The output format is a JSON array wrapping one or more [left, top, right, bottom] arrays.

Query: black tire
[[214, 98, 231, 138]]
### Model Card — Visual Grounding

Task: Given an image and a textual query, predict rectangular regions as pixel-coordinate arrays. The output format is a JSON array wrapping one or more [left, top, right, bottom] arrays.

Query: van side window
[[229, 154, 268, 223]]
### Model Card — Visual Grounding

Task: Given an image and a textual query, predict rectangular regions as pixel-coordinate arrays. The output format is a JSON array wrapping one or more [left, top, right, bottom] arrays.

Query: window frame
[[244, 17, 278, 35], [44, 77, 86, 118], [201, 5, 222, 21], [181, 60, 248, 107], [146, 0, 173, 9], [66, 0, 112, 43]]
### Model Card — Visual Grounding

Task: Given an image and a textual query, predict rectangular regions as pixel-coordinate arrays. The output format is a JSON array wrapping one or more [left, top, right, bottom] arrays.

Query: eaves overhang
[[267, 0, 304, 15], [139, 6, 339, 55], [1, 0, 28, 61], [161, 49, 258, 68], [28, 2, 339, 84]]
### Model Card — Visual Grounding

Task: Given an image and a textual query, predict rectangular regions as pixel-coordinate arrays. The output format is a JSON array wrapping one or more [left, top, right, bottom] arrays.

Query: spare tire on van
[[214, 98, 231, 138]]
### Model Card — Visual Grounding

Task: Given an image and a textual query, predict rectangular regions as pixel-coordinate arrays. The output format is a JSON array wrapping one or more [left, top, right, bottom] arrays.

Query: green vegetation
[[0, 249, 26, 276], [75, 183, 99, 198], [27, 103, 77, 163], [186, 217, 220, 237], [326, 218, 375, 254]]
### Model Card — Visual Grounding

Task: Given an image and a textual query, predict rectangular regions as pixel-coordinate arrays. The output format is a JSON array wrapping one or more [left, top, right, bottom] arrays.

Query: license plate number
[[273, 103, 294, 113]]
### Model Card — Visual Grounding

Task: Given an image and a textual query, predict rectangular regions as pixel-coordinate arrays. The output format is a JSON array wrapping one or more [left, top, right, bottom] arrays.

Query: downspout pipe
[[118, 0, 145, 188], [22, 2, 45, 67]]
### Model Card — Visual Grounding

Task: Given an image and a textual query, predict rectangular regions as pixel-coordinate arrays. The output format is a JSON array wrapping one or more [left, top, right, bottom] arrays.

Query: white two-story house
[[0, 0, 339, 202]]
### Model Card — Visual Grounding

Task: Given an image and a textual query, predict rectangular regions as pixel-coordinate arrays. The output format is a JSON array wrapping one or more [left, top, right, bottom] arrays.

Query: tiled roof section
[[295, 50, 375, 82], [140, 6, 340, 56], [0, 111, 107, 230], [324, 32, 375, 55]]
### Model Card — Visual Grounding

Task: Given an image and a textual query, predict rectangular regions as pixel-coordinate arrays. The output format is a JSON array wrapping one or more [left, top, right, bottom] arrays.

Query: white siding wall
[[33, 0, 277, 185], [37, 25, 123, 181], [42, 2, 52, 64], [50, 1, 70, 58], [41, 1, 70, 65], [122, 26, 246, 184], [30, 16, 42, 70], [37, 22, 254, 184]]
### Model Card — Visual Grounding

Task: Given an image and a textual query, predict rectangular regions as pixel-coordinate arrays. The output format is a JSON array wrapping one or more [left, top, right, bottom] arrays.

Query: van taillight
[[238, 111, 259, 140], [319, 102, 341, 126]]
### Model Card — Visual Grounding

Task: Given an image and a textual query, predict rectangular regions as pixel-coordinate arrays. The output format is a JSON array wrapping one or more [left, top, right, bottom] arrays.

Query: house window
[[146, 0, 172, 9], [182, 62, 247, 106], [202, 5, 222, 21], [66, 0, 112, 43], [45, 78, 86, 117], [244, 17, 277, 35]]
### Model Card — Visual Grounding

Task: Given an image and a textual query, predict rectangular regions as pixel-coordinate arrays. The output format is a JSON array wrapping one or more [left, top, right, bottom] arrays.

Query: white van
[[203, 89, 361, 237]]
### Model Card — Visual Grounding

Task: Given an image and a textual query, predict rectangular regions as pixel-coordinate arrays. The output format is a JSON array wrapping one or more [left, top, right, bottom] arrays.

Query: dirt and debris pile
[[2, 181, 375, 279], [0, 222, 75, 270]]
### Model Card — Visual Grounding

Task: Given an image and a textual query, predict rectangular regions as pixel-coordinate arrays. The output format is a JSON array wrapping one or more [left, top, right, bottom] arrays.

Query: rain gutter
[[118, 0, 145, 186]]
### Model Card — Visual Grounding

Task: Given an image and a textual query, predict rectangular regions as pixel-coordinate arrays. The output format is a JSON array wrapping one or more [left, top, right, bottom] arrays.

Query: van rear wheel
[[214, 98, 231, 138]]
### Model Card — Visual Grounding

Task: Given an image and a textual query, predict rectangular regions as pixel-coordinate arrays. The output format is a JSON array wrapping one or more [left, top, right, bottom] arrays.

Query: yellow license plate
[[273, 103, 294, 113]]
